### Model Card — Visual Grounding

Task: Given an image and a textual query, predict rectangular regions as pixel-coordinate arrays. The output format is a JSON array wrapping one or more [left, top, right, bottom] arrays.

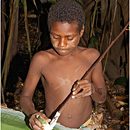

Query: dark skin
[[20, 21, 106, 130]]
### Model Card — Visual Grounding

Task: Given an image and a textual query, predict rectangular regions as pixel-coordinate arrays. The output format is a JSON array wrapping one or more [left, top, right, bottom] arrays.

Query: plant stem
[[23, 0, 32, 60], [90, 0, 98, 38], [103, 0, 117, 74]]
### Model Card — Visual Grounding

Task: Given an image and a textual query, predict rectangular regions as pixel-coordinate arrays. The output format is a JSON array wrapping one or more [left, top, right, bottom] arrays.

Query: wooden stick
[[81, 21, 129, 80], [51, 21, 130, 118], [105, 94, 121, 119]]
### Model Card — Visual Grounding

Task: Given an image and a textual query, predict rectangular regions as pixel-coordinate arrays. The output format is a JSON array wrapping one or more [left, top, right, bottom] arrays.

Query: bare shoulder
[[33, 50, 49, 59], [31, 49, 54, 66], [79, 46, 100, 60]]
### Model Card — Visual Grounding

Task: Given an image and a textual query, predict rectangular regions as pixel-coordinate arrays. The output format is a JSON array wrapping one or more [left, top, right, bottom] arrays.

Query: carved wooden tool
[[49, 21, 129, 128]]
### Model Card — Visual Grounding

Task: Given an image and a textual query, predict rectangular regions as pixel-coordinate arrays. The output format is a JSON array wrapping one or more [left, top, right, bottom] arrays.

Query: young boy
[[20, 0, 106, 130]]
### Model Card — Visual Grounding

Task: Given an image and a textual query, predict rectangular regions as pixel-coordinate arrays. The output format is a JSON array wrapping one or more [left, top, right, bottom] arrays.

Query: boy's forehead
[[51, 21, 79, 30]]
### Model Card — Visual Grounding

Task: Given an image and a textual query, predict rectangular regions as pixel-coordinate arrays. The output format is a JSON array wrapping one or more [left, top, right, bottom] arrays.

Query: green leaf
[[88, 35, 98, 49], [33, 0, 38, 10], [53, 127, 60, 130], [38, 116, 47, 125], [1, 108, 30, 130], [114, 77, 127, 87], [1, 11, 9, 23], [76, 0, 83, 5], [128, 24, 130, 29], [121, 62, 127, 68], [21, 0, 26, 7], [89, 36, 98, 44]]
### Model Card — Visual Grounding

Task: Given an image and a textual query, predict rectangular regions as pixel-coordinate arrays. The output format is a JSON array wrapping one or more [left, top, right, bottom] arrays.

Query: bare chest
[[41, 57, 92, 91]]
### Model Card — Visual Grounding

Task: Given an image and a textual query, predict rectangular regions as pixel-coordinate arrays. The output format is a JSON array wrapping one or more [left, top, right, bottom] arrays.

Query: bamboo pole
[[100, 0, 110, 52], [103, 0, 118, 74], [90, 0, 98, 38], [2, 0, 19, 89], [23, 0, 32, 60]]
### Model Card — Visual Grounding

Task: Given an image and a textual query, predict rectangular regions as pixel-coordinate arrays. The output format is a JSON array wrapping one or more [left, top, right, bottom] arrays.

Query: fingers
[[30, 123, 42, 130], [29, 112, 51, 130], [29, 115, 42, 130], [37, 114, 51, 123], [72, 80, 94, 98], [29, 118, 42, 130]]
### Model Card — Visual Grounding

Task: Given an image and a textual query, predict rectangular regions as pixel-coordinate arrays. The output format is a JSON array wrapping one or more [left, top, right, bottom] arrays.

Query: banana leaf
[[1, 108, 90, 130], [1, 108, 30, 130]]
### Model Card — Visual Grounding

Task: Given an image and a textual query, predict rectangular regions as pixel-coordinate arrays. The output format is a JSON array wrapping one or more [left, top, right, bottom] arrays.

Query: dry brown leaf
[[120, 120, 125, 125], [87, 112, 104, 130], [1, 103, 7, 108]]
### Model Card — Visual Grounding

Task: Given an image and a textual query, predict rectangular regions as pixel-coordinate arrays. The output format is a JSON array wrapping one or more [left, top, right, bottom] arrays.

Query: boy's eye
[[66, 37, 74, 40], [53, 35, 59, 39]]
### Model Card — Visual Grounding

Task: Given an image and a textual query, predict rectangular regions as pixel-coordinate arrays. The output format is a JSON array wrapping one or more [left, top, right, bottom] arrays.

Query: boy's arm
[[20, 54, 41, 116], [89, 50, 106, 103], [72, 65, 107, 103], [90, 61, 107, 103], [72, 49, 107, 103], [20, 53, 51, 129]]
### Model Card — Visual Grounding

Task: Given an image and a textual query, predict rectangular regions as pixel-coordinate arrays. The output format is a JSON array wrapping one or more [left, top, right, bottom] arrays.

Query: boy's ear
[[80, 25, 85, 37]]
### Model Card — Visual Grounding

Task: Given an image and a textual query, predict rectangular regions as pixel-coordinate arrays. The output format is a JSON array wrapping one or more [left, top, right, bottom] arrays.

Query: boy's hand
[[29, 112, 51, 130], [72, 79, 95, 98]]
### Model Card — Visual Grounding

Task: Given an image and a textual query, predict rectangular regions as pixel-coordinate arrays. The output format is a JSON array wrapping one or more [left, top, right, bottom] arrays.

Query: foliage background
[[1, 0, 129, 106]]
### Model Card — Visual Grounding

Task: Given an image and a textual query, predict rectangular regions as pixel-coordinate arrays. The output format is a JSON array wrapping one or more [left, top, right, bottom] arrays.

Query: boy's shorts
[[54, 122, 91, 130], [53, 115, 92, 130]]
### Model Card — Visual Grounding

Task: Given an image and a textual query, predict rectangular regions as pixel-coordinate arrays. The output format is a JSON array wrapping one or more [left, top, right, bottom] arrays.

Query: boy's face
[[50, 21, 84, 56]]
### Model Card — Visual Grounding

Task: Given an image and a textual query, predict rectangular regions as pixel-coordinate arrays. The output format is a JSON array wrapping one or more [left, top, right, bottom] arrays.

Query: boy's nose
[[58, 38, 67, 47]]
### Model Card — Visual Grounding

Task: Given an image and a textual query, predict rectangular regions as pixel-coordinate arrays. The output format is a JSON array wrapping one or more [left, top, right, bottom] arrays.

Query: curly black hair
[[48, 0, 85, 32]]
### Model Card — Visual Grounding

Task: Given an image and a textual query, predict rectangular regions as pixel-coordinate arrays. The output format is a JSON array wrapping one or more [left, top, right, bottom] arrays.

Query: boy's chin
[[56, 51, 72, 56], [54, 48, 77, 56]]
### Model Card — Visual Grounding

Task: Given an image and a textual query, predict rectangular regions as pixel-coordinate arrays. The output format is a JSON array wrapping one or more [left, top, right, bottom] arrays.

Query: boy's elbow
[[96, 91, 107, 103], [96, 95, 106, 103], [92, 89, 107, 103]]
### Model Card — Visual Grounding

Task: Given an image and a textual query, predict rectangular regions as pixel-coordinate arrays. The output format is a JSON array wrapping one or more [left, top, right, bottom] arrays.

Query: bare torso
[[38, 46, 96, 128]]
